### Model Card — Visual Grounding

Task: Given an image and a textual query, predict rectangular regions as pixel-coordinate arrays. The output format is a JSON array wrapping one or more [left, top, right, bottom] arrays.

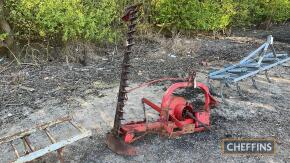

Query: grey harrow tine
[[251, 78, 258, 89], [265, 70, 271, 83], [236, 83, 242, 97], [236, 83, 248, 100]]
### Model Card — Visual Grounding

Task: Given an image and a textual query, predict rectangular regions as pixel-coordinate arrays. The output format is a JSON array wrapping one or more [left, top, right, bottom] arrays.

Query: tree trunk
[[0, 0, 13, 54]]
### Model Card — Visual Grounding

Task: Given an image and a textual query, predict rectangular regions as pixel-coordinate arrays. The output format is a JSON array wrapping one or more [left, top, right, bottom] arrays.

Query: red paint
[[119, 81, 218, 143]]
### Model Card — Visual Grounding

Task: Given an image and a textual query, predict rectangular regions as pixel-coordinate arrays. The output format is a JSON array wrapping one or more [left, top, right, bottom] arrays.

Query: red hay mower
[[106, 3, 218, 156]]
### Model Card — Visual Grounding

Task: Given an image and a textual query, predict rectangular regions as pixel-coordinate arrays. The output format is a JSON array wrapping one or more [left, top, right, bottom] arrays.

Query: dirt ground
[[0, 24, 290, 162]]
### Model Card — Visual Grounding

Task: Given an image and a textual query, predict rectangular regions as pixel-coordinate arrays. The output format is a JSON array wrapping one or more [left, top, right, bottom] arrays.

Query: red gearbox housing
[[119, 81, 218, 143]]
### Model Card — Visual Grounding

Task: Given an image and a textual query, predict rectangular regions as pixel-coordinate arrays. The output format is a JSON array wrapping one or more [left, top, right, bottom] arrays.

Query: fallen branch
[[0, 59, 14, 74], [6, 47, 21, 65], [5, 103, 23, 107], [19, 85, 35, 92]]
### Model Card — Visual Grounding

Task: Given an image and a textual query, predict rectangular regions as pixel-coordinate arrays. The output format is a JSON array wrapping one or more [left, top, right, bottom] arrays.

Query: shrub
[[234, 0, 290, 27], [151, 0, 289, 32], [3, 0, 290, 45], [0, 33, 8, 41], [5, 0, 118, 43], [257, 0, 290, 23], [151, 0, 236, 32]]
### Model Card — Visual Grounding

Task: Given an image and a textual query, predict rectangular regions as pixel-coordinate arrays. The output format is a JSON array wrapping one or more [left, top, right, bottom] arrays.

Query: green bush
[[234, 0, 290, 27], [151, 0, 236, 32], [5, 0, 118, 43], [255, 0, 290, 23], [3, 0, 290, 45], [0, 33, 8, 41], [151, 0, 289, 32]]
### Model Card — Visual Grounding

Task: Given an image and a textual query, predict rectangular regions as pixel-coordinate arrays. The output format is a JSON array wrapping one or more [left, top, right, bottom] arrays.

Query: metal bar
[[44, 128, 56, 143], [22, 138, 30, 155], [262, 58, 277, 62], [69, 121, 87, 133], [270, 44, 277, 58], [233, 57, 290, 83], [22, 136, 35, 152], [227, 68, 248, 73], [264, 53, 287, 58], [10, 142, 20, 158], [185, 111, 211, 131], [142, 98, 161, 113], [0, 117, 71, 145], [232, 68, 261, 82], [13, 130, 91, 163], [257, 55, 265, 66], [56, 148, 64, 163], [44, 128, 65, 163], [241, 63, 260, 68], [209, 64, 239, 77], [257, 42, 270, 66], [240, 43, 267, 64]]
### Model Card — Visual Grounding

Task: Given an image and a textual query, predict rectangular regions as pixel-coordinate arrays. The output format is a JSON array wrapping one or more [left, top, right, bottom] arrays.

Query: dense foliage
[[151, 0, 236, 31], [4, 0, 117, 43], [2, 0, 290, 44], [152, 0, 290, 32], [234, 0, 290, 27]]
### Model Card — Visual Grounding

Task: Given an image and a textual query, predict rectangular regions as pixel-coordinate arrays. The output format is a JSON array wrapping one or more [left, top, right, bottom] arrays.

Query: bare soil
[[0, 24, 290, 162]]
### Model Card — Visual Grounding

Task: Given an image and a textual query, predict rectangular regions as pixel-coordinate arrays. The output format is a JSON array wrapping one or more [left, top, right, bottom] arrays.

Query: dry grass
[[141, 32, 202, 56]]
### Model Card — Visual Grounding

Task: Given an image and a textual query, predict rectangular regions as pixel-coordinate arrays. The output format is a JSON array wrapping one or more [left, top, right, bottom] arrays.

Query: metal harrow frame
[[208, 35, 290, 100], [0, 116, 91, 163]]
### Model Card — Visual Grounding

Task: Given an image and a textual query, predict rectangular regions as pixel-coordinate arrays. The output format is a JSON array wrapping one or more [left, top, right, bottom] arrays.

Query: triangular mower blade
[[105, 133, 138, 156]]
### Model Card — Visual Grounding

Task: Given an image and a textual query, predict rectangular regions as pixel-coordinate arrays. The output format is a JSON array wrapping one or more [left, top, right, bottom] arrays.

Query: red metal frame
[[120, 82, 217, 143]]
